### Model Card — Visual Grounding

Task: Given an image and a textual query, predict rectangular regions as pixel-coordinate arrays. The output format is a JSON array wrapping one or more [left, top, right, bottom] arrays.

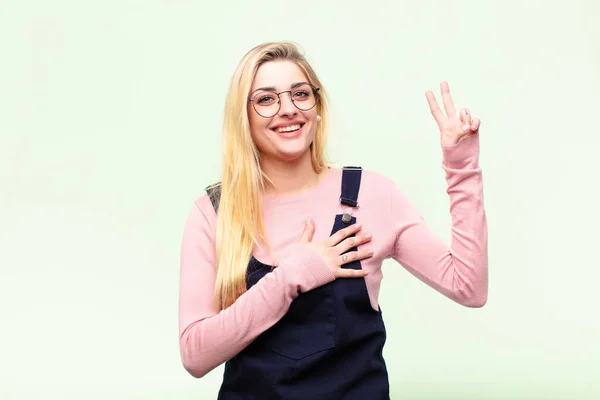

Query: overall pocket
[[264, 284, 336, 360]]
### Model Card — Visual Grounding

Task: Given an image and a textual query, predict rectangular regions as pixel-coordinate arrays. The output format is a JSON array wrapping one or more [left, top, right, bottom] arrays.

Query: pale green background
[[1, 0, 599, 399]]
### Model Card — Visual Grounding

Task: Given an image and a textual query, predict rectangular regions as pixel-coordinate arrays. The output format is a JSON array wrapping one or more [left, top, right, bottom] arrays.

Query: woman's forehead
[[251, 60, 308, 92]]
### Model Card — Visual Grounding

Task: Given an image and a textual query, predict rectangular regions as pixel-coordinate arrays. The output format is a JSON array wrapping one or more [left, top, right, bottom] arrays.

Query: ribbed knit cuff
[[277, 242, 336, 293], [441, 133, 480, 169]]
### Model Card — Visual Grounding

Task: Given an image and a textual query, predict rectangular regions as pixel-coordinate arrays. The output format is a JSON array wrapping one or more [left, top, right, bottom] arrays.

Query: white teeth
[[275, 124, 301, 133]]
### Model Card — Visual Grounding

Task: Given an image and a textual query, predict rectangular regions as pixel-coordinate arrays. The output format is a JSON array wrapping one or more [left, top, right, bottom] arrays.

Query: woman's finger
[[440, 81, 456, 118], [425, 90, 445, 129], [460, 108, 472, 132], [335, 267, 368, 279], [471, 117, 481, 132], [338, 248, 373, 266], [334, 232, 371, 254], [325, 223, 362, 247], [299, 218, 315, 243]]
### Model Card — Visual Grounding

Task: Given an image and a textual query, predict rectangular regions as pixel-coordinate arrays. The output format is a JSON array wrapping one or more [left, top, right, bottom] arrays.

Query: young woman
[[178, 41, 488, 399]]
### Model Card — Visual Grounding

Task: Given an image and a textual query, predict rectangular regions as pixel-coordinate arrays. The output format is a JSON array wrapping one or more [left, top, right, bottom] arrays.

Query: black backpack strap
[[205, 182, 221, 213]]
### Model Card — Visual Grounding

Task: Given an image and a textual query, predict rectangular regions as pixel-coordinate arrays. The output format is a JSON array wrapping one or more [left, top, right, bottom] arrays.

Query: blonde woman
[[178, 42, 487, 399]]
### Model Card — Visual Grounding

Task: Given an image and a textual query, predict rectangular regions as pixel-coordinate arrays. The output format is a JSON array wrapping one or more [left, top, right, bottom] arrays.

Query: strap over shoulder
[[205, 182, 221, 213], [340, 166, 362, 208]]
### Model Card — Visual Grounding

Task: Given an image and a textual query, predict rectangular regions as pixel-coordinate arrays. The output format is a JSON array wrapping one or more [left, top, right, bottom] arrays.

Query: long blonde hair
[[213, 42, 330, 310]]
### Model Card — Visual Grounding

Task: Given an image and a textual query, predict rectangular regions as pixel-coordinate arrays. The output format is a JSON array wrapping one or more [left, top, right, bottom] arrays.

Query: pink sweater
[[178, 134, 488, 378]]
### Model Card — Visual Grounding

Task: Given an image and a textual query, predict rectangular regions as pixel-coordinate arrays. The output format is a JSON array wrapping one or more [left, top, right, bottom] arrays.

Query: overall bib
[[206, 166, 390, 400]]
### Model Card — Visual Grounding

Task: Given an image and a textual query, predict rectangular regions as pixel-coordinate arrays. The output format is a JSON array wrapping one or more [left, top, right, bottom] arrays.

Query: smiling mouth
[[272, 123, 304, 133]]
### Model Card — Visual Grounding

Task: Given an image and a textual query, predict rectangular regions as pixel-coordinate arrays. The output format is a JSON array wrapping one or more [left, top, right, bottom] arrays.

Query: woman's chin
[[269, 143, 312, 162]]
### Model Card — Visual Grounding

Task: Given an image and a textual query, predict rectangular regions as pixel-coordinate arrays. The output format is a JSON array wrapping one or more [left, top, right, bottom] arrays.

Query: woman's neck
[[260, 151, 324, 196]]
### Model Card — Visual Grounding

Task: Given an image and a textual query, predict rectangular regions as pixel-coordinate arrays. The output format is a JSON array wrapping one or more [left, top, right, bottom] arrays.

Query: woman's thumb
[[299, 218, 315, 243]]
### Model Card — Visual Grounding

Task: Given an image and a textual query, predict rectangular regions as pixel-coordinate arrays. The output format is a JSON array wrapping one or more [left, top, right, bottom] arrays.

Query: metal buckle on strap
[[339, 196, 359, 208]]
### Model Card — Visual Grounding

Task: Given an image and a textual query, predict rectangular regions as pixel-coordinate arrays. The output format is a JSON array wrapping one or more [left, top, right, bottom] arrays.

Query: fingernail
[[306, 218, 312, 226], [355, 223, 362, 229], [365, 233, 372, 239]]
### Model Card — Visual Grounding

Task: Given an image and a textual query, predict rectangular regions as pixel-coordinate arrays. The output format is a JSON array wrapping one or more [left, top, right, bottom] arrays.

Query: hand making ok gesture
[[426, 81, 481, 147]]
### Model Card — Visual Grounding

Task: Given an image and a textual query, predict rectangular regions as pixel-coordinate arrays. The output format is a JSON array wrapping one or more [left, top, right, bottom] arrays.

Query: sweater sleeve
[[178, 197, 335, 378], [389, 134, 488, 307]]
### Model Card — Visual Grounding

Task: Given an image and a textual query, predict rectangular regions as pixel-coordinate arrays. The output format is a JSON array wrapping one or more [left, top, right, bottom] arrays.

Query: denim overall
[[206, 166, 390, 400]]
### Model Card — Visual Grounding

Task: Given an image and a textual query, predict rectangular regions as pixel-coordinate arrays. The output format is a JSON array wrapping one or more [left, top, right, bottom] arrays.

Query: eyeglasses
[[248, 83, 319, 118]]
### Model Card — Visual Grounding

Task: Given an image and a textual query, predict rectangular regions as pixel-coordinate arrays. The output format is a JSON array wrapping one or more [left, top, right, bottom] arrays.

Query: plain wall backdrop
[[1, 0, 599, 398]]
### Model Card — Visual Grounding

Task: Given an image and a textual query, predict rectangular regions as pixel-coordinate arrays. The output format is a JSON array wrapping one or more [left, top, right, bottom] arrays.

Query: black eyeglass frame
[[247, 84, 320, 118]]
